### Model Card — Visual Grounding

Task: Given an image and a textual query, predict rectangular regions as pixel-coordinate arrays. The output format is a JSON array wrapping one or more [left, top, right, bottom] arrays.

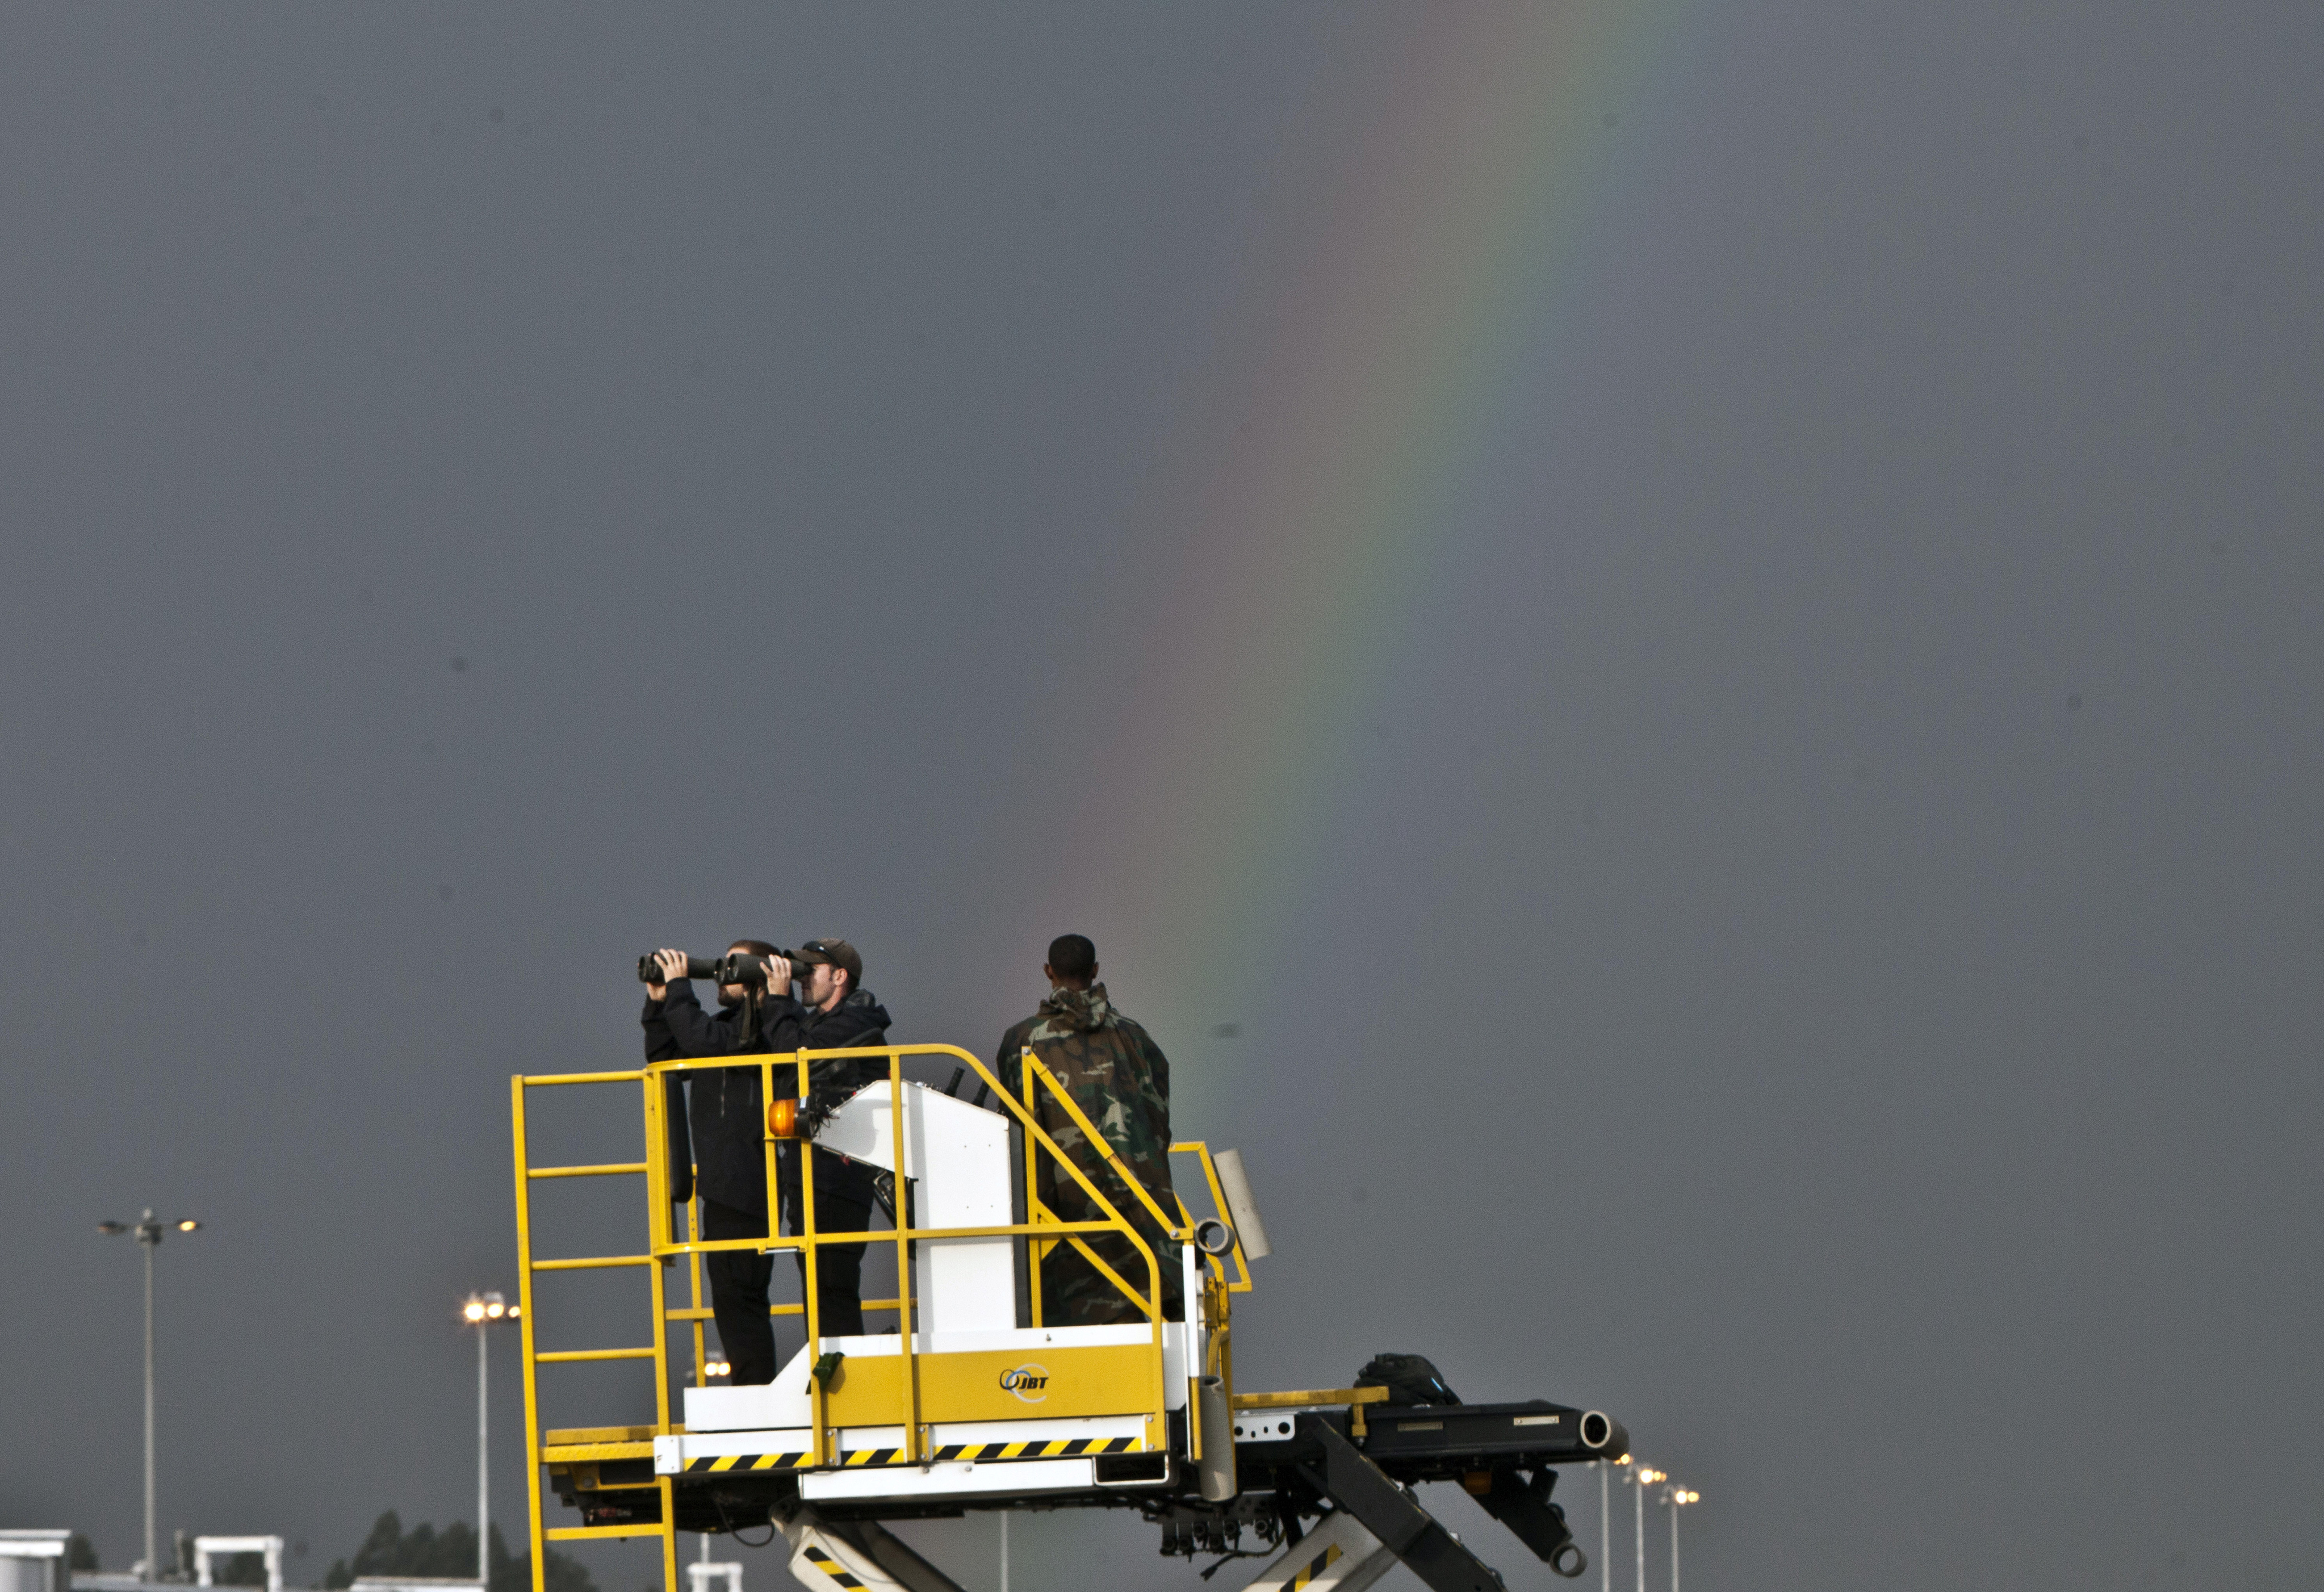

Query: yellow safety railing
[[509, 1066, 681, 1592], [512, 1041, 1252, 1592]]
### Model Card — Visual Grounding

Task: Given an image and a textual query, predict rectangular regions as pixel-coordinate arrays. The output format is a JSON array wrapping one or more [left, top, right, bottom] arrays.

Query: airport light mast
[[1632, 1466, 1666, 1592], [1599, 1456, 1626, 1592], [462, 1293, 519, 1585], [97, 1210, 203, 1580], [1661, 1484, 1700, 1592]]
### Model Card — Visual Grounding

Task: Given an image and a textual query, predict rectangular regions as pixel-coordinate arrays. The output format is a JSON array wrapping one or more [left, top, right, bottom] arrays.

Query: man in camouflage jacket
[[996, 935, 1181, 1325]]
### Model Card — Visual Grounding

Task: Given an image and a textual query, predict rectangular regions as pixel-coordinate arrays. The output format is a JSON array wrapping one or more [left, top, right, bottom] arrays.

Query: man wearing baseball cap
[[758, 937, 891, 1342]]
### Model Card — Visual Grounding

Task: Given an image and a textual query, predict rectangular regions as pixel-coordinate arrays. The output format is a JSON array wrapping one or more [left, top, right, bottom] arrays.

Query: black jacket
[[646, 982, 777, 1215], [648, 982, 894, 1215], [761, 986, 893, 1209], [760, 986, 894, 1099], [643, 995, 696, 1206]]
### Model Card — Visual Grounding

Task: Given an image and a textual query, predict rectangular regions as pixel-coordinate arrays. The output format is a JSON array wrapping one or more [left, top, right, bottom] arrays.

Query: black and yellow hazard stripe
[[681, 1450, 810, 1473], [927, 1435, 1139, 1462], [798, 1548, 864, 1589], [682, 1434, 1138, 1474], [1288, 1541, 1343, 1589]]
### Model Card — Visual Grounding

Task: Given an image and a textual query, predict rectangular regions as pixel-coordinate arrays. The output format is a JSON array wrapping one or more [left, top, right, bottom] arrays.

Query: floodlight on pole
[[464, 1291, 517, 1583], [1605, 1453, 1632, 1592], [98, 1208, 203, 1580], [1661, 1485, 1700, 1592], [1632, 1467, 1665, 1592]]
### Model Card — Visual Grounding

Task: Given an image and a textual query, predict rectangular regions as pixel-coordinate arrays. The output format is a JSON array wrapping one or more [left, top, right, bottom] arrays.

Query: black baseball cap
[[793, 938, 862, 983]]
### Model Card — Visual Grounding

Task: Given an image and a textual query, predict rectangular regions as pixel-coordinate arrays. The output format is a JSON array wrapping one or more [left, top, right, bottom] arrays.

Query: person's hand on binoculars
[[647, 947, 687, 998], [763, 954, 794, 992]]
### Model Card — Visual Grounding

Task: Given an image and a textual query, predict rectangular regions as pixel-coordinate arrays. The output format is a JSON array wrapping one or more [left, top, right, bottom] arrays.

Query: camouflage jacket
[[996, 984, 1175, 1223]]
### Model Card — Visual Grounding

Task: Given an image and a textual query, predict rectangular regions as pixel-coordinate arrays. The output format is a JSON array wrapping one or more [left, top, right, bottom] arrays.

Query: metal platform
[[512, 1042, 1626, 1591]]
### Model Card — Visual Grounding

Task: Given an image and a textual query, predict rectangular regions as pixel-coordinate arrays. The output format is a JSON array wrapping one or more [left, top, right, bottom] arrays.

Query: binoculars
[[634, 950, 799, 989]]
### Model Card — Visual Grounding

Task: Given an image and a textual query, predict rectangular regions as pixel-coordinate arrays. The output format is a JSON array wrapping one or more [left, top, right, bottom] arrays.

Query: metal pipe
[[143, 1227, 156, 1581], [1598, 1462, 1609, 1592], [1196, 1376, 1236, 1502], [1210, 1150, 1271, 1259], [1634, 1469, 1644, 1592], [1669, 1494, 1679, 1592], [477, 1324, 490, 1585]]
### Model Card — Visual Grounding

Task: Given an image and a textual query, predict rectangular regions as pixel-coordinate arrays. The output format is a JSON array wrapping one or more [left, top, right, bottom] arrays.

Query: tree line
[[319, 1515, 594, 1592]]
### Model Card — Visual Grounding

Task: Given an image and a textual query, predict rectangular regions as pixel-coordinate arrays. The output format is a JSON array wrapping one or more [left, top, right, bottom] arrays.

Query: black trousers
[[779, 1147, 872, 1339], [699, 1197, 779, 1386]]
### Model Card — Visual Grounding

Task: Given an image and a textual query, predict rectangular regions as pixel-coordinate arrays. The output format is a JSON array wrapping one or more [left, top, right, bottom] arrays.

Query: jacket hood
[[837, 986, 891, 1033], [1032, 982, 1117, 1036]]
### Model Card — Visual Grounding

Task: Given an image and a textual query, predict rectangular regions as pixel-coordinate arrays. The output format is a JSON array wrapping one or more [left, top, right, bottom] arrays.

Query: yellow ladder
[[510, 1068, 683, 1592]]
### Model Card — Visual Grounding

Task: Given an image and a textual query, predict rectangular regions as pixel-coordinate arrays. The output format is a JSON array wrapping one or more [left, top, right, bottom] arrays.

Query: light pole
[[98, 1210, 202, 1580], [461, 1292, 520, 1585], [1598, 1456, 1628, 1592], [1661, 1486, 1699, 1592], [1632, 1467, 1664, 1592]]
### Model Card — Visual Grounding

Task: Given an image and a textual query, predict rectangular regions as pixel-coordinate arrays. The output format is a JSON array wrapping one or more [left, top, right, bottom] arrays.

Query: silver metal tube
[[144, 1233, 156, 1582], [1210, 1150, 1271, 1259], [998, 1512, 1007, 1592], [1599, 1463, 1609, 1592], [1195, 1376, 1237, 1502], [1634, 1470, 1644, 1592], [477, 1326, 490, 1584], [1669, 1499, 1679, 1592]]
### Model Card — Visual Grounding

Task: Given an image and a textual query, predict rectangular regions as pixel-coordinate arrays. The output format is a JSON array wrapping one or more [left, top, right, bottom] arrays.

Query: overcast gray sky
[[3, 6, 2318, 1592]]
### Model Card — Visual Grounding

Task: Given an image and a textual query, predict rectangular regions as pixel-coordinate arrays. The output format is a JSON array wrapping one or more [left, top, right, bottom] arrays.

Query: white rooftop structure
[[0, 1533, 72, 1592]]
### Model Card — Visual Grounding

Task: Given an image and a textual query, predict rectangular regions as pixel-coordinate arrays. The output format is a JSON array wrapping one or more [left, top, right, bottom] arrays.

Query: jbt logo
[[999, 1364, 1051, 1403]]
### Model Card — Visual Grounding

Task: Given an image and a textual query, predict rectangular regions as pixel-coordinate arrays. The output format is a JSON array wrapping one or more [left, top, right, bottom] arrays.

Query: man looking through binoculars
[[642, 938, 890, 1384]]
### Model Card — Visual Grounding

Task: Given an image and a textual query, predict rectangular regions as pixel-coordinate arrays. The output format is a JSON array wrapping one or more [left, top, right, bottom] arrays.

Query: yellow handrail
[[510, 1077, 552, 1592], [1027, 1055, 1184, 1239]]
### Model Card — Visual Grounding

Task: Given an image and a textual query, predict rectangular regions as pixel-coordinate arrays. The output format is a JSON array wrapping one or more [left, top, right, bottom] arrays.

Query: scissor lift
[[511, 1043, 1626, 1592]]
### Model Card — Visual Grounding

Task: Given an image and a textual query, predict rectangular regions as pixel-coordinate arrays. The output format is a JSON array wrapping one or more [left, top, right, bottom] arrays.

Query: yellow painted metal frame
[[510, 1071, 680, 1583], [512, 1041, 1252, 1592], [1019, 1055, 1174, 1327], [1233, 1385, 1391, 1438]]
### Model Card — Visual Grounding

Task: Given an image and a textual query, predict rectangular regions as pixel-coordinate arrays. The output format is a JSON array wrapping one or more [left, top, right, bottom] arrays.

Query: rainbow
[[1038, 6, 1684, 1071]]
